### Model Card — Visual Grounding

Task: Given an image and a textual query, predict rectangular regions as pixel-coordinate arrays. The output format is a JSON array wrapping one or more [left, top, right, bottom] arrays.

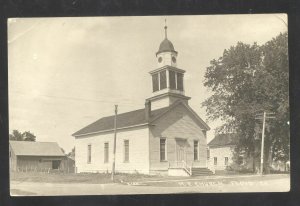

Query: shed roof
[[10, 141, 65, 157], [208, 133, 237, 147]]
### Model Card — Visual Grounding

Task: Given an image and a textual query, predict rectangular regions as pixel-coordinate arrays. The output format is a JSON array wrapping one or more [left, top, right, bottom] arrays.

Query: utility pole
[[260, 111, 266, 176], [255, 111, 275, 175], [111, 105, 118, 181]]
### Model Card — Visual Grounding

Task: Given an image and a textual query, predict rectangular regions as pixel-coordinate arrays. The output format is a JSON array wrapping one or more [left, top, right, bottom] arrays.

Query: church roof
[[208, 133, 237, 147], [73, 101, 210, 137], [10, 141, 65, 157], [72, 106, 170, 137], [156, 38, 177, 55]]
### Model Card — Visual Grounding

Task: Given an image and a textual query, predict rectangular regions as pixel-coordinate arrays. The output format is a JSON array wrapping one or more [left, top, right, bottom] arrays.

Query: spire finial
[[164, 18, 167, 39]]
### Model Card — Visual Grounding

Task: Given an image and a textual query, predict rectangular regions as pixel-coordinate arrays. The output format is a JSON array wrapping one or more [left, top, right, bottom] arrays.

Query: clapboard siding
[[9, 145, 17, 171], [208, 146, 234, 170], [149, 104, 207, 171], [75, 126, 150, 174]]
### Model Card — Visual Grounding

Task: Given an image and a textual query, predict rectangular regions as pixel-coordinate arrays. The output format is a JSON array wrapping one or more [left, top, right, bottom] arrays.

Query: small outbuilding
[[9, 141, 65, 172], [60, 156, 75, 173], [207, 133, 237, 171]]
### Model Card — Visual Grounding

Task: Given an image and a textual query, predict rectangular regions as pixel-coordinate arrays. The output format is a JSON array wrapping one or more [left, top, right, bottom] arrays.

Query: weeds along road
[[10, 175, 289, 195]]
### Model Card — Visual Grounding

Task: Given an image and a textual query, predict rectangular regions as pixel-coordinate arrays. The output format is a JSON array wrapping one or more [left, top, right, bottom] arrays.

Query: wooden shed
[[9, 141, 65, 172]]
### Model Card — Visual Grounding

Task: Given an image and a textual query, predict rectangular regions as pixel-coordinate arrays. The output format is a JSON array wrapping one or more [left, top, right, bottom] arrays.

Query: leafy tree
[[9, 130, 23, 141], [68, 147, 75, 159], [22, 131, 36, 141], [9, 130, 36, 142], [203, 32, 289, 173]]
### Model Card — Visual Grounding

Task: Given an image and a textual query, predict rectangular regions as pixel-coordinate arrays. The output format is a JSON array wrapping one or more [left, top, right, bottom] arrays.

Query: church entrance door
[[176, 139, 187, 164]]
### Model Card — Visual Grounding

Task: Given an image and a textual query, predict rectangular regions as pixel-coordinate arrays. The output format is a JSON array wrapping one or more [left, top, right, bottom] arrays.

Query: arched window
[[169, 70, 176, 89], [177, 73, 183, 91], [152, 73, 159, 92]]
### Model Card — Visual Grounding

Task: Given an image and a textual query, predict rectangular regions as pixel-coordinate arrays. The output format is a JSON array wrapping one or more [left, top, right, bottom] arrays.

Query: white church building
[[72, 24, 212, 176]]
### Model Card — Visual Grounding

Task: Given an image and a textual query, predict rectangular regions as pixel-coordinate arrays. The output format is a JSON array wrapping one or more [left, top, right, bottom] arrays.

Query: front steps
[[191, 168, 213, 176]]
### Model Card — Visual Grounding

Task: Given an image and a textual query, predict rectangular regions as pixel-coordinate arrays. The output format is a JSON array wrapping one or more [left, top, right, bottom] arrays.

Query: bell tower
[[146, 20, 191, 110]]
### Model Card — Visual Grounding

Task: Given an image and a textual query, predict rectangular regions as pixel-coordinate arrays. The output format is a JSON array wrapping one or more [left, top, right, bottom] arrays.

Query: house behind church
[[208, 133, 290, 173], [207, 133, 237, 172], [72, 24, 212, 176]]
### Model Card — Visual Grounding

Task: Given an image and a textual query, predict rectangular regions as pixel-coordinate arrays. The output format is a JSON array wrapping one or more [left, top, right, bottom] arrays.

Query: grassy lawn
[[10, 172, 167, 184], [10, 171, 289, 185], [138, 174, 290, 187]]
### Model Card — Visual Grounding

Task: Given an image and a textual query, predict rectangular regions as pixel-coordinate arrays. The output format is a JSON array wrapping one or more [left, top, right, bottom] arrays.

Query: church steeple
[[164, 19, 168, 39], [156, 20, 178, 67], [146, 21, 190, 110]]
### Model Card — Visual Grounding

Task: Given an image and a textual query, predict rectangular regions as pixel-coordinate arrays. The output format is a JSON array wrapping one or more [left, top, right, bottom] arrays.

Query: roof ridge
[[208, 133, 237, 146], [10, 141, 58, 143], [97, 107, 145, 119], [105, 106, 170, 117]]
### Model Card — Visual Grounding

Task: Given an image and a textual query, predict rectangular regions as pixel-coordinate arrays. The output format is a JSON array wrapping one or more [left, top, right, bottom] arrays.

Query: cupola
[[146, 20, 190, 110], [156, 20, 178, 68]]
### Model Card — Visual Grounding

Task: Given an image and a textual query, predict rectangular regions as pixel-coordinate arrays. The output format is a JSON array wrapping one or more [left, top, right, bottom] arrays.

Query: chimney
[[145, 100, 151, 121]]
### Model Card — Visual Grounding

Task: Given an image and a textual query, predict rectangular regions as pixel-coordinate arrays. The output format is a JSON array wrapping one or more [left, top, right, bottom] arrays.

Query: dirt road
[[10, 174, 289, 195]]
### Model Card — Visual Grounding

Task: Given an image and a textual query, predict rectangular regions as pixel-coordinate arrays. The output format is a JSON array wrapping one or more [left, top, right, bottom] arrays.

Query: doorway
[[176, 139, 187, 162], [52, 160, 60, 169]]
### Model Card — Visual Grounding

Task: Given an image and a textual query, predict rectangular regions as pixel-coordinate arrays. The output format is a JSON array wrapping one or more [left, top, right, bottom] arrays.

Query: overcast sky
[[8, 14, 287, 153]]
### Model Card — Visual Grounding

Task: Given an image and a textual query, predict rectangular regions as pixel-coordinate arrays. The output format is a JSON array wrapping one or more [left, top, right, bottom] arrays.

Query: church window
[[207, 148, 210, 160], [194, 140, 199, 161], [177, 73, 184, 91], [104, 142, 109, 163], [160, 138, 167, 161], [152, 73, 159, 92], [158, 57, 162, 63], [87, 144, 91, 163], [160, 70, 167, 90], [124, 140, 129, 162], [169, 70, 176, 89]]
